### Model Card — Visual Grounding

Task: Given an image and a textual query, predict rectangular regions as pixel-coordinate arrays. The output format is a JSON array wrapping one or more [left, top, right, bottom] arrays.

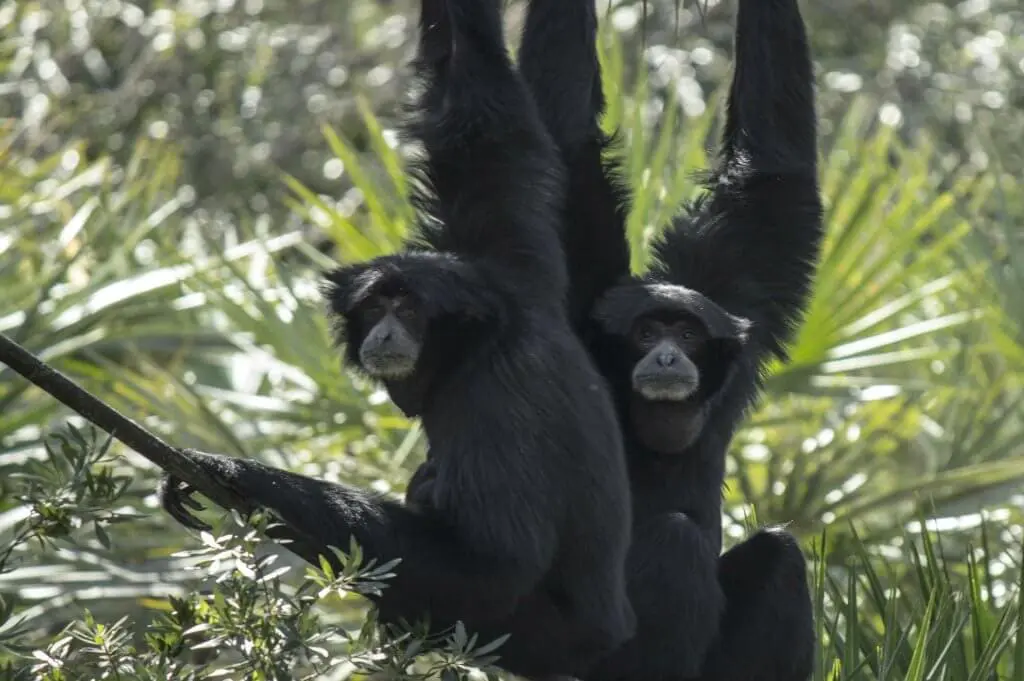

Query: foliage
[[0, 5, 1023, 680], [0, 429, 507, 680], [4, 0, 1024, 217], [3, 428, 1024, 679]]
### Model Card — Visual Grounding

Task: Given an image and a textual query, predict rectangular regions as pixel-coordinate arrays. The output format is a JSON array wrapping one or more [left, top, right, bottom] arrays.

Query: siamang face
[[629, 313, 710, 402], [594, 283, 749, 455], [626, 311, 713, 454], [353, 292, 426, 379]]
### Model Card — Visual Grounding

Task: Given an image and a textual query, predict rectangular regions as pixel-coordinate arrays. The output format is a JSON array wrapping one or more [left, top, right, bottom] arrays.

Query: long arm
[[163, 449, 617, 677], [649, 0, 823, 361], [518, 0, 631, 328], [412, 0, 568, 301], [165, 450, 556, 627]]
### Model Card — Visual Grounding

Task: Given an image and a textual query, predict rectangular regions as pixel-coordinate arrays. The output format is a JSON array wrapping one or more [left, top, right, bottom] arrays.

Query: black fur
[[518, 0, 632, 330], [159, 1, 636, 679], [519, 0, 822, 679]]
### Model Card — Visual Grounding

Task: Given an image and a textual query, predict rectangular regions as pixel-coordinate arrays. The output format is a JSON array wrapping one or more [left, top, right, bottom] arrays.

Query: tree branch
[[0, 331, 325, 565]]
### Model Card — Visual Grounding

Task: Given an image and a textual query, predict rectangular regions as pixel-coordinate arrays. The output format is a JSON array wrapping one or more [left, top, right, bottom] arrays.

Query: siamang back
[[160, 0, 635, 678]]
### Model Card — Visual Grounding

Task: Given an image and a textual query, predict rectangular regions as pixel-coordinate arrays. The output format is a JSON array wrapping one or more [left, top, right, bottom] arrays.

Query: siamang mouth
[[633, 376, 699, 402], [361, 354, 418, 379]]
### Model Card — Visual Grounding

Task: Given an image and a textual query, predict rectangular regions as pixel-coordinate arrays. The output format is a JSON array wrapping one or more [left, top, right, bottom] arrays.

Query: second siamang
[[516, 0, 823, 679], [160, 0, 636, 678]]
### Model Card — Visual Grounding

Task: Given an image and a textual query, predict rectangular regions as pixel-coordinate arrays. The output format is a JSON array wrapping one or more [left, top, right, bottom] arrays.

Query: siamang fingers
[[159, 475, 213, 532]]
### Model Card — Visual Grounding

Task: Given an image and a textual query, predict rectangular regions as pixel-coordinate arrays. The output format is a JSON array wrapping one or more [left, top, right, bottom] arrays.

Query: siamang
[[160, 0, 636, 678], [515, 0, 823, 679]]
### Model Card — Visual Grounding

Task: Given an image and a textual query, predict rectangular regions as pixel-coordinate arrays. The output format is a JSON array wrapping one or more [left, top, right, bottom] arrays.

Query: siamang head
[[322, 252, 501, 415], [593, 283, 750, 455], [325, 264, 427, 381]]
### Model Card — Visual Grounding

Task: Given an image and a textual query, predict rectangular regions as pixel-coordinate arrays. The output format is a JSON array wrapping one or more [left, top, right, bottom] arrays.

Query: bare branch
[[0, 331, 325, 565]]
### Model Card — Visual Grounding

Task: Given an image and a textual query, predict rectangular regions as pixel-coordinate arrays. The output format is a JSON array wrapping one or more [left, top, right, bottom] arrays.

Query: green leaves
[[2, 16, 1024, 681], [815, 521, 1024, 681]]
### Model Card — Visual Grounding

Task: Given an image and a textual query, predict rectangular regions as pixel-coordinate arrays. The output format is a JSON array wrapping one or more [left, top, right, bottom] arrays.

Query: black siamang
[[160, 0, 636, 678], [515, 0, 823, 680]]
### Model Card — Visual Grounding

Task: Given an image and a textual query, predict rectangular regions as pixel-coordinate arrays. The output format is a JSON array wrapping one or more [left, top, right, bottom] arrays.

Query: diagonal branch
[[0, 331, 325, 566]]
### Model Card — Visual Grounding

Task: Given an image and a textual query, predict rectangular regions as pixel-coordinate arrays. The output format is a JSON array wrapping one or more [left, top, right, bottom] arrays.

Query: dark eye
[[393, 296, 419, 321], [681, 329, 695, 341], [635, 322, 657, 343]]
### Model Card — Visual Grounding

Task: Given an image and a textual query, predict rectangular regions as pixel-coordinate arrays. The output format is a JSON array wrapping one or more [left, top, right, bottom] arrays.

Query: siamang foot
[[159, 474, 212, 531], [157, 449, 253, 532]]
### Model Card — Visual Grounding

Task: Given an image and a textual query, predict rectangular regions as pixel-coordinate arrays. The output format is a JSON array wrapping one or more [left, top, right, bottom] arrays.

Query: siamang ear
[[693, 336, 748, 402], [321, 263, 382, 318], [320, 264, 381, 350]]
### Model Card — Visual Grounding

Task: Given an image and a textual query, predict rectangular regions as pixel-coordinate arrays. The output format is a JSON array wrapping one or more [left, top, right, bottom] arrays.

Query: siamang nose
[[657, 352, 677, 367]]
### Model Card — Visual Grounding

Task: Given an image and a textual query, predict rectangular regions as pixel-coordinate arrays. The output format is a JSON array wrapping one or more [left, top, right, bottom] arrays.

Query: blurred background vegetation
[[2, 0, 1024, 678]]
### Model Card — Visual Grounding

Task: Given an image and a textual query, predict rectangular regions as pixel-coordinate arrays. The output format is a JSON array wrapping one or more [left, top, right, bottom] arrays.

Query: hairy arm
[[412, 0, 568, 300], [518, 0, 631, 328], [166, 450, 556, 626], [649, 0, 823, 361]]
